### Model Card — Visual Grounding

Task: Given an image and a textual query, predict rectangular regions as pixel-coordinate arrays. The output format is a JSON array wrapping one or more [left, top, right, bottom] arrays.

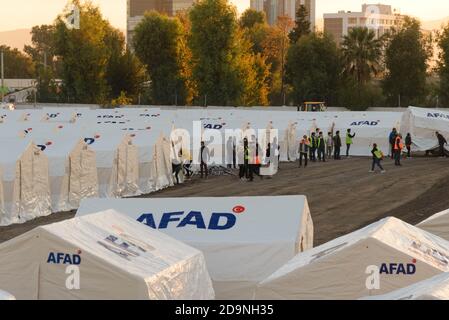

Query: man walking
[[436, 131, 448, 157], [298, 135, 309, 168], [346, 129, 356, 157], [370, 143, 386, 173]]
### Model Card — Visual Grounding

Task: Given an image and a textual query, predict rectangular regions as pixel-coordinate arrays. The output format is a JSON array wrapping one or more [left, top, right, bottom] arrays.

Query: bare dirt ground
[[1, 156, 449, 246]]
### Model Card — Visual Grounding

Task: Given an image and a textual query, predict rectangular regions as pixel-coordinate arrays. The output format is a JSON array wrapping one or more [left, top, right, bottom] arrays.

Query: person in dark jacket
[[317, 132, 326, 162], [436, 131, 448, 157], [298, 135, 310, 168], [389, 128, 397, 159], [333, 131, 342, 160], [405, 133, 412, 158], [370, 143, 386, 173]]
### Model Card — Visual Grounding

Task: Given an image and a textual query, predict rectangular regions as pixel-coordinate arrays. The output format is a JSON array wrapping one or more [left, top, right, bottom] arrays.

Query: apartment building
[[324, 4, 403, 45]]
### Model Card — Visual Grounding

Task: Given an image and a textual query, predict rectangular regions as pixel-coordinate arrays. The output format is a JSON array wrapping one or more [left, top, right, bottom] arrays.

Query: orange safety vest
[[394, 136, 403, 150]]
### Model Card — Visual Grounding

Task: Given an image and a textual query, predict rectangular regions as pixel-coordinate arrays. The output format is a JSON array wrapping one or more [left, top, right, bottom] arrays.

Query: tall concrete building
[[251, 0, 316, 29], [127, 0, 194, 46], [324, 4, 403, 46]]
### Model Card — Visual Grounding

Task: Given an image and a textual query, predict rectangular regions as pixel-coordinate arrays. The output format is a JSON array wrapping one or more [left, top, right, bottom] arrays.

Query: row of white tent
[[0, 106, 448, 226], [3, 195, 449, 300]]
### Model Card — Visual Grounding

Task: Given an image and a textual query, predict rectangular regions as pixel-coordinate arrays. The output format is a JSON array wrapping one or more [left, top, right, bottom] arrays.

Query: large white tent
[[361, 272, 449, 300], [0, 140, 51, 226], [0, 210, 214, 300], [255, 217, 449, 300], [417, 209, 449, 241], [401, 106, 449, 151], [76, 195, 313, 299]]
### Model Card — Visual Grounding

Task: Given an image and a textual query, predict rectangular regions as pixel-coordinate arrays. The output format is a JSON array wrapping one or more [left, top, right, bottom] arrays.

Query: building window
[[348, 18, 357, 24]]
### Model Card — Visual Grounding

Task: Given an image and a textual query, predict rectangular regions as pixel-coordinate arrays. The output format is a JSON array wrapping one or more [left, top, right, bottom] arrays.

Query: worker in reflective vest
[[394, 134, 403, 166], [317, 132, 326, 162], [346, 129, 356, 157], [309, 132, 317, 162]]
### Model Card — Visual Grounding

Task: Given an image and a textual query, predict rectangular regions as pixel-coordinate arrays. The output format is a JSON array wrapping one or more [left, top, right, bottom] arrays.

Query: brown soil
[[1, 156, 449, 246]]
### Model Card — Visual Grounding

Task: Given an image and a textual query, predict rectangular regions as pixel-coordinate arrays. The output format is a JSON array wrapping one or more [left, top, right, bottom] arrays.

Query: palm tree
[[341, 27, 383, 85]]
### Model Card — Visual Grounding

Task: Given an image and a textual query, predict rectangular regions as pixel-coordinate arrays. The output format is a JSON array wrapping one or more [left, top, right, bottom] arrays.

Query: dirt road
[[1, 156, 449, 245]]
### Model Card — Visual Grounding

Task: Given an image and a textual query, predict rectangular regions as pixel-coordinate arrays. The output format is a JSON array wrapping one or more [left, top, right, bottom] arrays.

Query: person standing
[[238, 138, 246, 180], [389, 128, 397, 159], [326, 132, 334, 160], [405, 133, 412, 158], [369, 143, 386, 173], [298, 135, 309, 168], [436, 131, 448, 157], [317, 132, 326, 162], [333, 131, 342, 160], [199, 141, 210, 178], [309, 132, 317, 162], [394, 134, 403, 166], [346, 129, 356, 157], [226, 137, 233, 169]]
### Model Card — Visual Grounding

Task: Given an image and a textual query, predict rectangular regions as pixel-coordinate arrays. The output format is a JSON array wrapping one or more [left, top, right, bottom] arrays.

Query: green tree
[[189, 0, 243, 106], [341, 27, 383, 86], [24, 25, 60, 75], [288, 5, 311, 44], [133, 11, 187, 105], [285, 33, 341, 105], [104, 28, 145, 102], [54, 0, 113, 104], [383, 17, 431, 107], [0, 45, 35, 78], [239, 9, 266, 29], [438, 23, 449, 107]]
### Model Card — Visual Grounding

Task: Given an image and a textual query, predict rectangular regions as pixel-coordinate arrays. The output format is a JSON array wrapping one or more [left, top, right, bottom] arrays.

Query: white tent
[[0, 209, 214, 300], [28, 135, 98, 212], [417, 209, 449, 241], [109, 134, 140, 197], [76, 195, 313, 299], [401, 106, 449, 151], [0, 290, 15, 300], [0, 140, 51, 226], [361, 272, 449, 300], [255, 217, 449, 300]]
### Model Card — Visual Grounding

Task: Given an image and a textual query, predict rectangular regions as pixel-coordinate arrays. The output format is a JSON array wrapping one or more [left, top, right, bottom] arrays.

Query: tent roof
[[40, 209, 203, 279], [362, 272, 449, 300], [261, 217, 449, 285]]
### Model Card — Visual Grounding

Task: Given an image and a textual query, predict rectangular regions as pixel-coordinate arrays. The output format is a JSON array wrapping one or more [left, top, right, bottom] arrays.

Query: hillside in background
[[0, 29, 31, 51]]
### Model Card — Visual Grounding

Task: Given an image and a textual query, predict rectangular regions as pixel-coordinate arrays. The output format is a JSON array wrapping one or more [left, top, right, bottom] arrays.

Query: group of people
[[297, 128, 357, 168], [172, 127, 449, 184]]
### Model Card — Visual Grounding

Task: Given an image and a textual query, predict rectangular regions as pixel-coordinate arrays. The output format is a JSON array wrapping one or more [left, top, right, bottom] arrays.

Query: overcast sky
[[1, 0, 449, 31]]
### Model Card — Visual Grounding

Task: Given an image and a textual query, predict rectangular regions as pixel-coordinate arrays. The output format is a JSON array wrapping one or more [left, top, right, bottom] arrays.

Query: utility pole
[[1, 50, 4, 103]]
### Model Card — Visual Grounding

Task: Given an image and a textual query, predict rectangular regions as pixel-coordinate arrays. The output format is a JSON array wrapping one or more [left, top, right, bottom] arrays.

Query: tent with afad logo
[[255, 217, 449, 300], [0, 210, 214, 300], [76, 195, 313, 300], [361, 272, 449, 300]]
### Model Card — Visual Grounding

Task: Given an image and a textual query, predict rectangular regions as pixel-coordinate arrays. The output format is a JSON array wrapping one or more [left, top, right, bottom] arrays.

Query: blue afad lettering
[[47, 252, 81, 265], [427, 112, 449, 120], [137, 212, 236, 230], [379, 263, 416, 275], [350, 121, 379, 126], [204, 124, 223, 130]]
